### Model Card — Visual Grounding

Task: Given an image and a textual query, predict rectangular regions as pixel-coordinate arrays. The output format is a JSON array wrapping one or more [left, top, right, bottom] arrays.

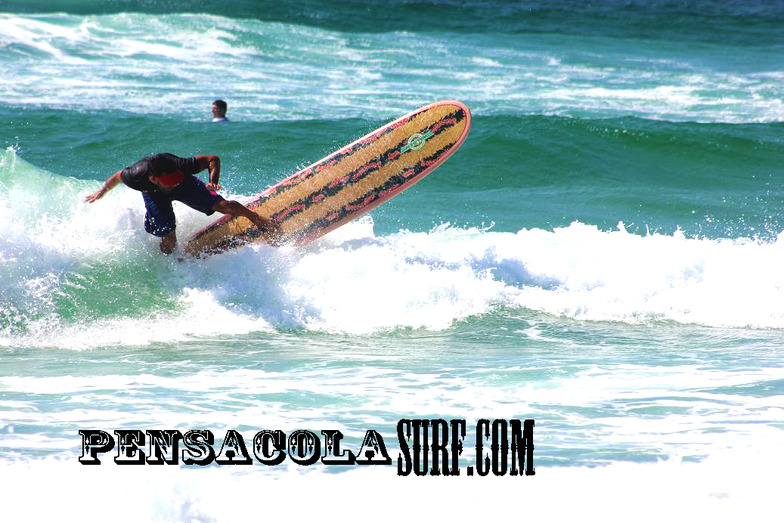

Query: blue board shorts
[[142, 176, 224, 237]]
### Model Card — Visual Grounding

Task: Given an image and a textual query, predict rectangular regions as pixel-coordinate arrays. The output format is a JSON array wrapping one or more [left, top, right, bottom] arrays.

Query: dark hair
[[147, 154, 169, 176], [213, 99, 227, 111]]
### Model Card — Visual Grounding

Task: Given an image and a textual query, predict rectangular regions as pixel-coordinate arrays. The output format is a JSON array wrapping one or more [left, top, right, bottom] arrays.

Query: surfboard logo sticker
[[401, 130, 435, 153]]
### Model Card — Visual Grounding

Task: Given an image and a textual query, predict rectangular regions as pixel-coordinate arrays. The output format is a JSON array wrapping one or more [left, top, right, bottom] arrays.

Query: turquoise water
[[1, 1, 783, 520]]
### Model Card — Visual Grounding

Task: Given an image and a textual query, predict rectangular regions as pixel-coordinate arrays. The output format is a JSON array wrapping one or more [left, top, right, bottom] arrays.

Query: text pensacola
[[79, 418, 535, 477]]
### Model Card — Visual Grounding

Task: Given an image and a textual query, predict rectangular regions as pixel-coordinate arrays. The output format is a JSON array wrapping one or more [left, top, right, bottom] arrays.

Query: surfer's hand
[[205, 182, 221, 191], [84, 188, 105, 203], [85, 171, 121, 204]]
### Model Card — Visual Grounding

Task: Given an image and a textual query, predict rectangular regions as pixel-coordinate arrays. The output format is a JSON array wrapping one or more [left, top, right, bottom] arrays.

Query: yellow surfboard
[[185, 100, 472, 257]]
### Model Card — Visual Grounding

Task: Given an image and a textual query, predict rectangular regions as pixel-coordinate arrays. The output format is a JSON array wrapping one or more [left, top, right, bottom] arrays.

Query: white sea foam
[[5, 212, 784, 349], [2, 147, 784, 351]]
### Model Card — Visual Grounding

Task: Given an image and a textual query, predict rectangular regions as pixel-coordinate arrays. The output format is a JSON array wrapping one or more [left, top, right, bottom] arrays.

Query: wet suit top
[[120, 153, 202, 192]]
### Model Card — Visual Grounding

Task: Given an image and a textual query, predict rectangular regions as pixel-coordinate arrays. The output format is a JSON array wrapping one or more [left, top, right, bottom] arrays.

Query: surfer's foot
[[253, 216, 282, 245], [212, 200, 282, 245]]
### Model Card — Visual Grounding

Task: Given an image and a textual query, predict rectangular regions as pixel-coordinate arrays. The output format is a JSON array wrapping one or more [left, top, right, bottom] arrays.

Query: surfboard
[[184, 100, 472, 257]]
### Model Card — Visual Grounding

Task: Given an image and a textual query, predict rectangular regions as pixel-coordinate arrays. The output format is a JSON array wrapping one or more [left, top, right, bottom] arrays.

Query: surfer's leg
[[212, 199, 263, 227], [173, 177, 280, 243], [212, 199, 281, 242], [159, 231, 177, 255], [142, 192, 177, 253], [171, 176, 223, 215]]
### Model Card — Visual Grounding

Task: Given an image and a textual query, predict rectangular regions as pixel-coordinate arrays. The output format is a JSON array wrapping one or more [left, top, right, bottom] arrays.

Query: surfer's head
[[147, 156, 184, 188]]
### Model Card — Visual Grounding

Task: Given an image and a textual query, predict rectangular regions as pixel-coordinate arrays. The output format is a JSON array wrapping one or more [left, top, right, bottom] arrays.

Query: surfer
[[211, 100, 229, 122], [85, 152, 279, 254]]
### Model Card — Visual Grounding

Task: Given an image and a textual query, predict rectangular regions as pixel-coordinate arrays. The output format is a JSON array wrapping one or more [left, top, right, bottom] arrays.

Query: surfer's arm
[[85, 171, 122, 203], [195, 155, 221, 191]]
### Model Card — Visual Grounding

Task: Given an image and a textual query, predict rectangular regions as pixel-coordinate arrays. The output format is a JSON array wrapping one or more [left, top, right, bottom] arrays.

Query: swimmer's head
[[212, 99, 227, 119]]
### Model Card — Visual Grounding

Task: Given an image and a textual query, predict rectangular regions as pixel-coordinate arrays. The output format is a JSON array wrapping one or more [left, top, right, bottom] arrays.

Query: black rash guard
[[120, 153, 202, 193]]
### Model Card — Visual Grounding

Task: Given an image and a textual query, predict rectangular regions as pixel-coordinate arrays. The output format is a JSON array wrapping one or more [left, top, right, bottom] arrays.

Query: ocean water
[[1, 1, 783, 520]]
